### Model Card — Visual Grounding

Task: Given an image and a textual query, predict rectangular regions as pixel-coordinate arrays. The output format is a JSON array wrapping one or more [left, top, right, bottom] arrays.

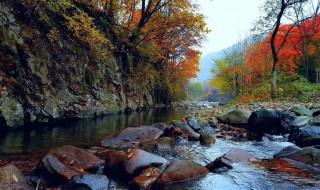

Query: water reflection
[[0, 107, 185, 156]]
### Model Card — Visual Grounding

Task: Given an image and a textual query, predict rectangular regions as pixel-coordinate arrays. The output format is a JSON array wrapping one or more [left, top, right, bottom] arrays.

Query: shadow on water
[[0, 107, 185, 157]]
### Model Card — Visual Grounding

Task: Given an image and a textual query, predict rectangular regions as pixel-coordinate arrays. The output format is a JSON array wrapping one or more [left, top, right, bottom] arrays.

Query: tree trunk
[[270, 1, 286, 100], [271, 65, 277, 99]]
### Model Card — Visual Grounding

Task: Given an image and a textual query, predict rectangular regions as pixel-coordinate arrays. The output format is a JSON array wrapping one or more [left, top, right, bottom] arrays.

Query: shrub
[[66, 12, 107, 49]]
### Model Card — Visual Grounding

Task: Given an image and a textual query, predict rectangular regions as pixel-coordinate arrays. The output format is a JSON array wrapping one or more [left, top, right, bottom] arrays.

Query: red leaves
[[244, 15, 320, 89]]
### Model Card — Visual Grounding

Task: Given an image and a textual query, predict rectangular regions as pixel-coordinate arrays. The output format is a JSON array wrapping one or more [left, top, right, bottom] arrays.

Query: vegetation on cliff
[[0, 0, 208, 127]]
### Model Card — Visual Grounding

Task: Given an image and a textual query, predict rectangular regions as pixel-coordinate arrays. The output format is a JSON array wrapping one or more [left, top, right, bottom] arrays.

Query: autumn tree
[[254, 0, 307, 99]]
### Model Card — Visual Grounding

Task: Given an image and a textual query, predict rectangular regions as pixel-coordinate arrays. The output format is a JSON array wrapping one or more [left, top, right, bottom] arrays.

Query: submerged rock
[[218, 109, 251, 126], [155, 160, 209, 186], [130, 167, 162, 190], [206, 148, 255, 171], [104, 149, 167, 176], [0, 164, 33, 190], [248, 109, 296, 140], [101, 127, 164, 149], [35, 145, 104, 184]]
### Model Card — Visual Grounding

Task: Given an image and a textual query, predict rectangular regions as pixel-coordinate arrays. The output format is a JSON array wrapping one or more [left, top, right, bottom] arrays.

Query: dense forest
[[0, 0, 207, 127]]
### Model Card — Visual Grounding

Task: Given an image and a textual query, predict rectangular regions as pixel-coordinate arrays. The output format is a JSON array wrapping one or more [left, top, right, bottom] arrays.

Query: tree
[[254, 0, 307, 99]]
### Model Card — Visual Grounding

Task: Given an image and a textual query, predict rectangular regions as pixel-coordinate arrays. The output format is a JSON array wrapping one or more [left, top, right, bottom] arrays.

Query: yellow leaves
[[47, 28, 60, 43], [12, 174, 18, 183], [42, 0, 73, 14], [67, 12, 107, 48]]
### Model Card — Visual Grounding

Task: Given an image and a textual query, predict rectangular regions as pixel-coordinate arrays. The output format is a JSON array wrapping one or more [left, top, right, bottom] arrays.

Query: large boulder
[[0, 96, 24, 127], [274, 146, 320, 172], [218, 109, 251, 126], [101, 127, 163, 149], [130, 167, 162, 190], [155, 160, 209, 186], [104, 149, 167, 176], [206, 148, 255, 171], [248, 109, 296, 140], [290, 105, 313, 116], [0, 164, 33, 190], [172, 121, 200, 141], [35, 145, 104, 184]]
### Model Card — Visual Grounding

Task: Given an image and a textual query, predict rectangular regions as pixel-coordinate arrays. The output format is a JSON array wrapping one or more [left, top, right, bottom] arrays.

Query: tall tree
[[254, 0, 307, 99]]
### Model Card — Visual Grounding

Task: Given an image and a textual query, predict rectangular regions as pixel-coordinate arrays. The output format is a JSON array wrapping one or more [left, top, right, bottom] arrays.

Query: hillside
[[0, 0, 207, 128]]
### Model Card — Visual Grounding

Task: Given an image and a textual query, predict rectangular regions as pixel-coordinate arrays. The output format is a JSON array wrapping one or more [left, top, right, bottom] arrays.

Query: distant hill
[[196, 50, 225, 82], [196, 35, 260, 82]]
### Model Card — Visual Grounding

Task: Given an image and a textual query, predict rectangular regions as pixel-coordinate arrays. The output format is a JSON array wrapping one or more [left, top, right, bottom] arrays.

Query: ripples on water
[[0, 108, 320, 189]]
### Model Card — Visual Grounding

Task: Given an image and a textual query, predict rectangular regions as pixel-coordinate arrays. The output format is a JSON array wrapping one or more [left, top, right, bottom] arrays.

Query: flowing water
[[0, 107, 320, 190]]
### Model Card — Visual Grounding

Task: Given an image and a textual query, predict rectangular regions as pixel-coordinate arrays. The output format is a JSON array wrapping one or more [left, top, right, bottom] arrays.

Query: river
[[0, 107, 320, 190]]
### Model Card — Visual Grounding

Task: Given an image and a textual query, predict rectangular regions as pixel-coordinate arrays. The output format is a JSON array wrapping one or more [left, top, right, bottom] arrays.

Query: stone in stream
[[34, 145, 104, 185], [104, 149, 167, 176], [63, 174, 109, 190], [155, 160, 209, 186], [156, 137, 175, 151], [171, 121, 200, 141], [186, 117, 201, 131], [310, 115, 320, 126], [248, 109, 296, 140], [130, 167, 162, 190], [101, 127, 164, 149], [208, 117, 218, 128], [0, 164, 33, 190], [290, 105, 313, 116], [274, 145, 302, 158], [151, 123, 172, 135], [313, 110, 320, 117], [290, 124, 320, 147], [199, 126, 216, 145], [206, 148, 255, 171], [291, 116, 312, 128], [217, 109, 251, 126], [274, 146, 320, 172]]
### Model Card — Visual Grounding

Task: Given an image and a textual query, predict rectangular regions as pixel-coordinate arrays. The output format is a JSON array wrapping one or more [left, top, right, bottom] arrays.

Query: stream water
[[0, 107, 320, 190]]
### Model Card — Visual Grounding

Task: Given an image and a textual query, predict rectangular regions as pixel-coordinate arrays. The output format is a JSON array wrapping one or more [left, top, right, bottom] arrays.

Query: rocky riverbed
[[1, 102, 320, 190]]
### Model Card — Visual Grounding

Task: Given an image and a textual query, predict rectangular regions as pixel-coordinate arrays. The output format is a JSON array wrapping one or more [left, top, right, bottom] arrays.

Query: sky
[[196, 0, 265, 55]]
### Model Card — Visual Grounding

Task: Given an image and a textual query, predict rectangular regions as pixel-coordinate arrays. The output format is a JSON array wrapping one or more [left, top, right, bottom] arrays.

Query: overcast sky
[[196, 0, 265, 55]]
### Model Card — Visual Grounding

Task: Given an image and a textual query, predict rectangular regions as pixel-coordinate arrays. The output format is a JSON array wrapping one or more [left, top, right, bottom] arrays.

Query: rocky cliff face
[[0, 1, 156, 128]]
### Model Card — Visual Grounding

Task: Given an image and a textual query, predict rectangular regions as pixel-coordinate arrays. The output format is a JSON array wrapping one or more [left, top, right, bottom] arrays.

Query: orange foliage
[[242, 15, 320, 89]]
